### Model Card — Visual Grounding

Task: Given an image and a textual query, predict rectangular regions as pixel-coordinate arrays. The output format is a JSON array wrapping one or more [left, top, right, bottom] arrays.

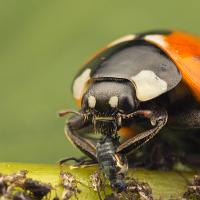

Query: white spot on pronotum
[[131, 70, 168, 101], [144, 34, 167, 47], [107, 35, 136, 47], [88, 96, 96, 108], [73, 68, 91, 99], [109, 96, 118, 108]]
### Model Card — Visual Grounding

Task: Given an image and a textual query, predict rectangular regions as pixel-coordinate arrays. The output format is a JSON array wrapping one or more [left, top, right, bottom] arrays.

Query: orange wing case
[[145, 31, 200, 101]]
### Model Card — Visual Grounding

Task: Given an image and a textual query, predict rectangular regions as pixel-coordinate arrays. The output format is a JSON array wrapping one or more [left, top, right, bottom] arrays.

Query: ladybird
[[59, 30, 200, 193]]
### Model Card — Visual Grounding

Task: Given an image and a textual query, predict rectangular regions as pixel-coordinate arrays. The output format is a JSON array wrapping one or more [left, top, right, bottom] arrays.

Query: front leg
[[117, 107, 168, 154], [62, 114, 97, 162]]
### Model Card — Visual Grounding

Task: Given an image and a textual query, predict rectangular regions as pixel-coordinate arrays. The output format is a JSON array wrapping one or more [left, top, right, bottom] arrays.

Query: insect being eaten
[[0, 170, 54, 200], [60, 171, 81, 200]]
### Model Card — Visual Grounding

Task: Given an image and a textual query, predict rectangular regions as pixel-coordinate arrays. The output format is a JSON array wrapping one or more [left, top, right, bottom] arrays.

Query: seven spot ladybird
[[59, 30, 200, 194]]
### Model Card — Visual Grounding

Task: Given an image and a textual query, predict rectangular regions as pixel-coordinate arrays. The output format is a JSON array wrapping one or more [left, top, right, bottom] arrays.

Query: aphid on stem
[[60, 171, 81, 200]]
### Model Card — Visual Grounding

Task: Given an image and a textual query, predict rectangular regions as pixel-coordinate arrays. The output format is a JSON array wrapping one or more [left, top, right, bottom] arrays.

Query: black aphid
[[0, 170, 28, 198], [23, 178, 52, 199]]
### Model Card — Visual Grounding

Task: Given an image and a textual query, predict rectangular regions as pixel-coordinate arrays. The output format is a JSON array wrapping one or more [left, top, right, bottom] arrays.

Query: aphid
[[126, 178, 153, 200], [0, 171, 55, 200], [104, 178, 153, 200], [60, 171, 81, 200], [4, 170, 28, 184], [89, 171, 104, 200], [22, 178, 52, 200], [60, 30, 200, 193], [0, 170, 28, 199]]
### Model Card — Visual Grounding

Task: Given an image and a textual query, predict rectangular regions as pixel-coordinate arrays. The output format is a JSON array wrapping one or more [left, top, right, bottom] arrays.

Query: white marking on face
[[73, 68, 91, 99], [144, 34, 167, 47], [107, 35, 136, 48], [131, 70, 168, 101], [109, 96, 118, 108], [88, 95, 96, 108]]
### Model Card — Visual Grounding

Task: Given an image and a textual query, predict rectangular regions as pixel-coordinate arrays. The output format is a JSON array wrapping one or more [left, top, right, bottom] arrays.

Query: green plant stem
[[0, 162, 195, 200]]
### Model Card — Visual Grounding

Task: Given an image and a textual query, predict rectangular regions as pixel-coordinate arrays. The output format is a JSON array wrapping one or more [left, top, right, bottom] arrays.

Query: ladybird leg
[[117, 108, 168, 154], [58, 156, 87, 165], [59, 114, 97, 165], [72, 159, 97, 168]]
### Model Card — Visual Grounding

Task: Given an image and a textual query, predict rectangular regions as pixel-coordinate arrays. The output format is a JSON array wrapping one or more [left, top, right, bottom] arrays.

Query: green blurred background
[[0, 0, 200, 163]]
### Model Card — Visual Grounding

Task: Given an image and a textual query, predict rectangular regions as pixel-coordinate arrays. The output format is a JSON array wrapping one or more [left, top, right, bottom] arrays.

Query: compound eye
[[109, 96, 118, 108], [88, 95, 96, 108]]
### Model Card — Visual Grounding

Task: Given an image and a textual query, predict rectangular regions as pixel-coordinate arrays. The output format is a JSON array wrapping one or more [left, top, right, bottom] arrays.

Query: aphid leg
[[62, 114, 97, 166], [89, 171, 105, 200], [116, 108, 168, 154]]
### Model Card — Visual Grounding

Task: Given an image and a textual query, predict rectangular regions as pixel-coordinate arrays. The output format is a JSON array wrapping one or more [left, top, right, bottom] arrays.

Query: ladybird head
[[81, 79, 139, 135]]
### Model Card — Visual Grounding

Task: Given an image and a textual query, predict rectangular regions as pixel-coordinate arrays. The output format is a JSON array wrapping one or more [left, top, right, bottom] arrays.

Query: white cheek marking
[[144, 34, 167, 47], [107, 35, 136, 48], [88, 95, 96, 108], [73, 68, 91, 99], [131, 70, 168, 101], [109, 96, 118, 108]]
